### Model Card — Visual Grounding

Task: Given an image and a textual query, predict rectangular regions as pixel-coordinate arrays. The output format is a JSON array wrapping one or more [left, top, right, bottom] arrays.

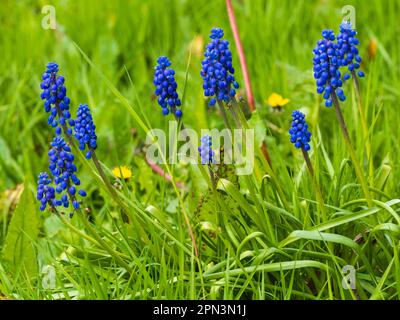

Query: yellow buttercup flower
[[112, 166, 132, 179], [189, 35, 204, 58], [368, 38, 377, 60], [267, 93, 290, 108]]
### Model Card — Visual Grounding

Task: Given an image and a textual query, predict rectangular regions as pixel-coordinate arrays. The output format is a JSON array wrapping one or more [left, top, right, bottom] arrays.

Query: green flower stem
[[229, 101, 242, 129], [208, 165, 217, 190], [301, 148, 327, 222], [90, 150, 133, 219], [207, 164, 224, 246], [331, 91, 373, 207], [217, 100, 233, 130], [351, 70, 373, 186], [171, 106, 185, 129], [301, 148, 314, 176], [56, 209, 101, 245], [90, 150, 118, 198]]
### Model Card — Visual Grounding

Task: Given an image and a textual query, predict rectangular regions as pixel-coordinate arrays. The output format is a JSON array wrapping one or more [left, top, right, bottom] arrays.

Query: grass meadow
[[0, 0, 400, 300]]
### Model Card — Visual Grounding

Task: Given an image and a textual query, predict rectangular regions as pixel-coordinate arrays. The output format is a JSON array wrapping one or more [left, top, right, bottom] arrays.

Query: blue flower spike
[[201, 27, 239, 106], [74, 104, 97, 159], [153, 56, 182, 118], [312, 30, 345, 106], [36, 172, 56, 211], [40, 62, 75, 135], [48, 136, 86, 210], [337, 21, 365, 80], [198, 135, 215, 165], [289, 111, 312, 152]]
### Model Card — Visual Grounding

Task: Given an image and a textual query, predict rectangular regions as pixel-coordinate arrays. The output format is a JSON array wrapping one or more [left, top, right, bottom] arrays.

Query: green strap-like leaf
[[2, 184, 39, 278]]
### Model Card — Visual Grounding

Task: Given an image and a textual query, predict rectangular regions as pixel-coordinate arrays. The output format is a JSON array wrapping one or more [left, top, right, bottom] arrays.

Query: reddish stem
[[226, 0, 272, 165], [226, 0, 255, 111], [146, 158, 184, 189]]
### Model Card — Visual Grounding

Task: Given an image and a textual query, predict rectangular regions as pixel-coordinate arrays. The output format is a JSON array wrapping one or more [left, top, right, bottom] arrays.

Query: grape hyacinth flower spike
[[337, 21, 365, 80], [312, 30, 346, 107], [198, 135, 215, 165], [74, 104, 97, 159], [40, 62, 75, 135], [153, 56, 182, 118], [289, 110, 312, 152], [312, 28, 373, 207], [289, 110, 327, 220], [36, 172, 56, 211], [48, 136, 86, 210], [201, 27, 239, 107], [198, 135, 216, 189], [337, 21, 370, 173]]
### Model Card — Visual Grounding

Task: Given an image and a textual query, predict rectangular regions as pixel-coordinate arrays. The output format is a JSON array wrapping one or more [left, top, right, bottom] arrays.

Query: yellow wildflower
[[107, 13, 116, 29], [112, 166, 132, 179], [368, 38, 377, 60], [267, 93, 290, 108], [189, 35, 204, 58]]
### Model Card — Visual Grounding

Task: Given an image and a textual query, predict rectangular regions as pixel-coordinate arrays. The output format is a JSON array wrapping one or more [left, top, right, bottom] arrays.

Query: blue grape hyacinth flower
[[201, 27, 239, 106], [289, 110, 312, 151], [337, 21, 365, 80], [36, 172, 56, 211], [198, 135, 215, 165], [40, 62, 75, 135], [313, 30, 346, 106], [74, 104, 97, 159], [48, 136, 86, 209], [153, 56, 182, 118]]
